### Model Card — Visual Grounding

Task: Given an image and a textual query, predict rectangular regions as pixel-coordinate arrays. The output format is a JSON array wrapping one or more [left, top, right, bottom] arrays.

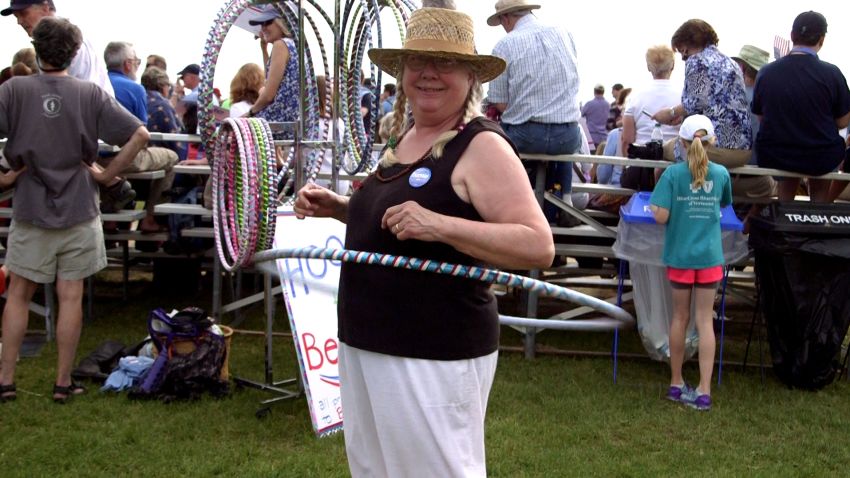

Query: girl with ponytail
[[649, 114, 732, 412]]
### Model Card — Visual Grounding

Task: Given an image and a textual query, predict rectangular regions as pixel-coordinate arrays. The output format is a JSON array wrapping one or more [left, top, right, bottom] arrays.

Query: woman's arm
[[294, 182, 349, 223], [620, 115, 636, 154], [652, 104, 685, 125], [836, 110, 850, 129], [650, 205, 669, 224], [382, 132, 554, 269], [250, 40, 289, 115]]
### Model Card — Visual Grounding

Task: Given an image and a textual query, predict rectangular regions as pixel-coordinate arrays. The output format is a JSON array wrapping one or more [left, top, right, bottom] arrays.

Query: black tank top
[[338, 117, 516, 360]]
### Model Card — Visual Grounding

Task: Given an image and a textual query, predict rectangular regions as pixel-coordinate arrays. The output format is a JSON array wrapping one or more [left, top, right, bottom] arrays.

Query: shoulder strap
[[443, 117, 519, 158]]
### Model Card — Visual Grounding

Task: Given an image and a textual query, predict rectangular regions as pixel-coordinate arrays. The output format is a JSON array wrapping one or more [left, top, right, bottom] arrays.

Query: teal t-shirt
[[649, 162, 732, 268]]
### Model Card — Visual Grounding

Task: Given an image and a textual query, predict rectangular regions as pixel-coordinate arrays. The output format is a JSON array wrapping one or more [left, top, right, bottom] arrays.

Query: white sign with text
[[274, 207, 345, 437]]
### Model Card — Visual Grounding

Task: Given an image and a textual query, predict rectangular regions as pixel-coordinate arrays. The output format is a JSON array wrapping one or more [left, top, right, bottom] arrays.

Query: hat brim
[[0, 5, 28, 16], [368, 48, 506, 83], [486, 4, 541, 26], [731, 56, 763, 72], [248, 13, 281, 26]]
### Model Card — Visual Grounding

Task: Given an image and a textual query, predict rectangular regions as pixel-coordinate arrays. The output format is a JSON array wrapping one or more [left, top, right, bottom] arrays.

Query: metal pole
[[331, 0, 342, 193], [264, 271, 275, 385], [295, 0, 306, 192]]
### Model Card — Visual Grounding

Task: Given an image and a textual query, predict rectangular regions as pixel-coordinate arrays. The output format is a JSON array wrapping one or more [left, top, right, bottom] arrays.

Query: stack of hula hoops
[[212, 118, 278, 271]]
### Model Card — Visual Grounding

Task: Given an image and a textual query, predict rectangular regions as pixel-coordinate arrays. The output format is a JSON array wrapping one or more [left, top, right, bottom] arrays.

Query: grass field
[[2, 271, 850, 477]]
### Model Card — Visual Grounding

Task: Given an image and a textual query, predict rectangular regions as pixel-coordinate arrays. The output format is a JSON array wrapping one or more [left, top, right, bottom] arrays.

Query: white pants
[[339, 343, 498, 478]]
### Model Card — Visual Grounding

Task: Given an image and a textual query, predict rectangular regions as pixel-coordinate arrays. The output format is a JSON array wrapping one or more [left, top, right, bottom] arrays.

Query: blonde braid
[[380, 67, 411, 166], [431, 77, 483, 159], [686, 132, 711, 189]]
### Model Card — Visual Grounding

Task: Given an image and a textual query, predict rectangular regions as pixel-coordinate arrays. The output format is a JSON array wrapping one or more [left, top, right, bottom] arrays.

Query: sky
[[1, 0, 849, 104]]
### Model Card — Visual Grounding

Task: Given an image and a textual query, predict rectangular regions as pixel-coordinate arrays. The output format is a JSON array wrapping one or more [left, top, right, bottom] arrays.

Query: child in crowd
[[649, 115, 732, 411]]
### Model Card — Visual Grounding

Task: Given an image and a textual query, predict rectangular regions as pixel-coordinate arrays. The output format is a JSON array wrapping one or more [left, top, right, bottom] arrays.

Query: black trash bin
[[749, 202, 850, 389]]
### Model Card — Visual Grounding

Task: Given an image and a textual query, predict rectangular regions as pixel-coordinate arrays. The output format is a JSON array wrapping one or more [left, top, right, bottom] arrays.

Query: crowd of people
[[0, 0, 317, 404], [2, 0, 850, 476]]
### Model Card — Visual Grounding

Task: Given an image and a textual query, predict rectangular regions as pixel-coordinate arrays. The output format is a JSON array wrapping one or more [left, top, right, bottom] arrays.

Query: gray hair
[[141, 66, 170, 92], [508, 9, 532, 18], [103, 41, 134, 71]]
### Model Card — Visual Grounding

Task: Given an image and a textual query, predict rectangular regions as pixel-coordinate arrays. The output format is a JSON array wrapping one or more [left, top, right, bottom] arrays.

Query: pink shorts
[[667, 266, 724, 285]]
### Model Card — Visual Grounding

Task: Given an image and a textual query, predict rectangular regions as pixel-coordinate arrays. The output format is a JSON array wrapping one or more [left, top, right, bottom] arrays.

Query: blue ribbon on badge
[[408, 167, 432, 188]]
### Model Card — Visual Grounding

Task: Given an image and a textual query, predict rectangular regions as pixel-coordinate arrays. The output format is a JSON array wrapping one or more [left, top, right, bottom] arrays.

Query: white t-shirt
[[623, 79, 682, 144], [229, 100, 251, 118], [68, 36, 114, 97]]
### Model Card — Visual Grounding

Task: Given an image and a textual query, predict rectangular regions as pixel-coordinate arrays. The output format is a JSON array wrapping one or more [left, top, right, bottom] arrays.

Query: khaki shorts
[[732, 175, 777, 199], [6, 216, 107, 283]]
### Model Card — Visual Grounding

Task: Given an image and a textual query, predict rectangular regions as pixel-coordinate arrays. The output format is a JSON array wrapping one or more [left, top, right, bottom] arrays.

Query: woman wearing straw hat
[[294, 7, 553, 476]]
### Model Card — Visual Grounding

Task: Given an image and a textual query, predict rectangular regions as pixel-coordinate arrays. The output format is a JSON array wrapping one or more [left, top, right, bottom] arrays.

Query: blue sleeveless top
[[256, 38, 299, 133]]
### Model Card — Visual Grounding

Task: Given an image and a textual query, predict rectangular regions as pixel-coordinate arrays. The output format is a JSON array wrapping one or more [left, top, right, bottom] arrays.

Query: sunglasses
[[404, 55, 462, 73]]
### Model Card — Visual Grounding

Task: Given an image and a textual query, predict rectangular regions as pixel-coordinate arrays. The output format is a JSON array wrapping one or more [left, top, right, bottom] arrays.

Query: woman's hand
[[294, 182, 348, 222], [652, 106, 683, 126], [172, 79, 184, 99], [0, 166, 25, 188], [382, 201, 444, 242]]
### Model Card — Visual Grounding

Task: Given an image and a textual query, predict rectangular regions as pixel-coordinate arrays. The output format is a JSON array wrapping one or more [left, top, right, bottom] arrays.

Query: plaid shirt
[[488, 14, 581, 125]]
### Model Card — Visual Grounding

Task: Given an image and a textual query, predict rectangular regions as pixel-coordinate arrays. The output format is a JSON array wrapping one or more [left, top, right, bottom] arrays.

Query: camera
[[627, 140, 663, 160]]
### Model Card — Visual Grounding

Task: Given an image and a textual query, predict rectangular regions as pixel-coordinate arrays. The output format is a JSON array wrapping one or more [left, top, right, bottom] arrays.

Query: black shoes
[[100, 180, 136, 213]]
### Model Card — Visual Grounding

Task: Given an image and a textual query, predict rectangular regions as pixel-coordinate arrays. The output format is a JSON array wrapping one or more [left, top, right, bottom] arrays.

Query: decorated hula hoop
[[253, 247, 635, 330]]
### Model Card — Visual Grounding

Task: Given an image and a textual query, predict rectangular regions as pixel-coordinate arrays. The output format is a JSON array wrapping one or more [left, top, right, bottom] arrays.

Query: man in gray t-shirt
[[0, 17, 148, 403], [0, 75, 141, 228]]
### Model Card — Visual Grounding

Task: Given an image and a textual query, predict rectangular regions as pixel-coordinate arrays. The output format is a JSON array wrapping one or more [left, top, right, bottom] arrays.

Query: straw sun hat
[[368, 8, 506, 83]]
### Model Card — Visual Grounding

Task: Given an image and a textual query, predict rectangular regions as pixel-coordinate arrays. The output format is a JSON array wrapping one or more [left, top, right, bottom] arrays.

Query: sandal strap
[[0, 383, 16, 394], [53, 382, 85, 395]]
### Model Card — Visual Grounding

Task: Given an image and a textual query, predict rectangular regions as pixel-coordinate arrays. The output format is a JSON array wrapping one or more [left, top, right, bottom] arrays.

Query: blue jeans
[[502, 122, 582, 221]]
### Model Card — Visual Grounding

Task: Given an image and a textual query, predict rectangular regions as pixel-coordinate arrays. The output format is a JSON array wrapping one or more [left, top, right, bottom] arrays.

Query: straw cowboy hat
[[368, 8, 506, 83], [732, 45, 770, 71], [486, 0, 541, 27]]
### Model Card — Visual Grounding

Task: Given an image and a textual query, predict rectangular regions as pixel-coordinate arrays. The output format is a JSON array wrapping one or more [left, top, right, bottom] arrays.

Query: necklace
[[374, 148, 432, 182], [375, 120, 467, 183]]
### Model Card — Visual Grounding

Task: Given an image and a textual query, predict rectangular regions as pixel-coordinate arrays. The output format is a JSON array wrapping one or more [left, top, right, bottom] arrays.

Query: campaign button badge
[[409, 167, 432, 188]]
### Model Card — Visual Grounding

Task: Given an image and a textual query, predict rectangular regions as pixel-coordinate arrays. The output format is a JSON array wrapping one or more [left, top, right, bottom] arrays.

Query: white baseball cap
[[679, 114, 715, 141]]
